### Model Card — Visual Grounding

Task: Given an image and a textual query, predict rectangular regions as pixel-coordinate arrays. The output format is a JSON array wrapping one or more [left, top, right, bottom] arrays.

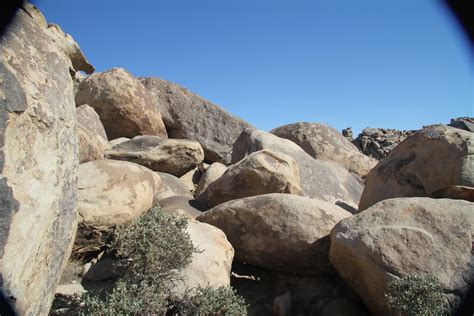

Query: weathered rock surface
[[198, 194, 352, 275], [154, 172, 193, 202], [349, 127, 415, 160], [271, 122, 377, 177], [195, 162, 227, 197], [106, 135, 204, 177], [200, 150, 302, 208], [140, 77, 253, 163], [174, 220, 234, 295], [330, 197, 474, 315], [158, 196, 205, 219], [179, 167, 201, 193], [448, 117, 474, 132], [232, 129, 363, 208], [108, 137, 129, 148], [77, 104, 109, 163], [76, 68, 167, 140], [359, 125, 474, 210], [0, 5, 86, 314], [78, 160, 161, 227]]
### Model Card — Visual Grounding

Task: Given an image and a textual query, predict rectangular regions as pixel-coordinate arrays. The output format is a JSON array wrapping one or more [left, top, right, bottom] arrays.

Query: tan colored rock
[[330, 197, 474, 315], [0, 4, 87, 314], [195, 162, 227, 197], [76, 68, 167, 139], [158, 196, 205, 219], [108, 137, 130, 147], [232, 129, 363, 208], [179, 167, 201, 193], [154, 172, 193, 202], [77, 105, 109, 163], [78, 160, 161, 227], [106, 136, 204, 177], [359, 125, 474, 210], [174, 220, 234, 296], [200, 150, 302, 208], [271, 122, 377, 177], [198, 194, 352, 275]]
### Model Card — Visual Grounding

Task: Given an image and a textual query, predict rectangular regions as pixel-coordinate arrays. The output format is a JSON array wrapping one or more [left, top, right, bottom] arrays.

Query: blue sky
[[36, 0, 473, 134]]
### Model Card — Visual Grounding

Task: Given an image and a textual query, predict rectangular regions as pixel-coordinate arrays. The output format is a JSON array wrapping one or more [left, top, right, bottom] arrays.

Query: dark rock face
[[0, 4, 83, 314], [140, 77, 253, 164], [448, 117, 474, 132], [349, 128, 416, 160]]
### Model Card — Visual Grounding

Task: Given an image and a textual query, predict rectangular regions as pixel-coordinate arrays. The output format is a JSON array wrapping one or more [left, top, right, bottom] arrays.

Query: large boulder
[[78, 160, 161, 227], [0, 4, 88, 314], [232, 129, 363, 208], [140, 77, 253, 163], [77, 104, 109, 163], [76, 68, 167, 140], [271, 122, 377, 177], [199, 150, 302, 208], [198, 194, 352, 275], [158, 196, 205, 219], [195, 162, 227, 197], [359, 125, 474, 210], [330, 197, 474, 315], [106, 135, 204, 177], [174, 220, 234, 296], [154, 172, 193, 202]]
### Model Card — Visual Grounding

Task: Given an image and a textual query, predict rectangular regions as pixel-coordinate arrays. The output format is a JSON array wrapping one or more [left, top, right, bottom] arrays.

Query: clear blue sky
[[36, 0, 473, 134]]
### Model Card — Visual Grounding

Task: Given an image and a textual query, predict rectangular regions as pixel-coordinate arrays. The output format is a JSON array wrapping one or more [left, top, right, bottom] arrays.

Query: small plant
[[385, 275, 446, 316], [173, 286, 248, 316]]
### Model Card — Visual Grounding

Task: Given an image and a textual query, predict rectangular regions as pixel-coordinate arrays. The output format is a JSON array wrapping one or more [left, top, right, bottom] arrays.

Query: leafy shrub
[[74, 206, 247, 315], [173, 286, 248, 316], [385, 275, 446, 316]]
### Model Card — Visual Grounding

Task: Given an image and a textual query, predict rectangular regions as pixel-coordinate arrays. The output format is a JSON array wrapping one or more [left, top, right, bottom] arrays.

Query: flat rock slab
[[106, 135, 204, 177]]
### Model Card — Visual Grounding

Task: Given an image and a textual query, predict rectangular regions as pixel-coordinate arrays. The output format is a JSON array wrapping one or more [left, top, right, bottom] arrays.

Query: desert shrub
[[111, 206, 196, 286], [385, 275, 446, 316], [74, 206, 247, 315], [173, 286, 248, 316]]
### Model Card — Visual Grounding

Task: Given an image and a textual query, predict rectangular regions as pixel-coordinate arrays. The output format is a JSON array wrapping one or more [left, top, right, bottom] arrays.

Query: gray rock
[[140, 77, 253, 163], [448, 117, 474, 132], [106, 135, 204, 177], [0, 4, 86, 314], [330, 197, 474, 315], [232, 129, 363, 208], [76, 68, 167, 140]]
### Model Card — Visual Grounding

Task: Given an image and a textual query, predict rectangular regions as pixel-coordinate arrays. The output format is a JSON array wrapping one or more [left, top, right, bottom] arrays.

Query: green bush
[[173, 286, 248, 316], [74, 206, 247, 315], [385, 275, 446, 316]]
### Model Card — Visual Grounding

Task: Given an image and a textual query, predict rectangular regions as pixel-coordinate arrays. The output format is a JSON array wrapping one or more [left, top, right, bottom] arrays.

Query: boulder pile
[[0, 4, 472, 316]]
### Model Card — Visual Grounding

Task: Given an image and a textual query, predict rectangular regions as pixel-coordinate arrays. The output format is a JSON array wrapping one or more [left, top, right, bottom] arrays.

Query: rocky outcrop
[[76, 68, 167, 140], [174, 220, 234, 296], [359, 125, 474, 210], [198, 194, 352, 275], [78, 160, 161, 227], [330, 197, 474, 315], [0, 4, 88, 314], [140, 77, 253, 163], [154, 172, 193, 202], [271, 122, 377, 177], [349, 127, 415, 160], [106, 135, 204, 177], [108, 137, 129, 147], [195, 162, 227, 197], [77, 104, 109, 163], [232, 129, 363, 208], [448, 117, 474, 132], [199, 150, 302, 208]]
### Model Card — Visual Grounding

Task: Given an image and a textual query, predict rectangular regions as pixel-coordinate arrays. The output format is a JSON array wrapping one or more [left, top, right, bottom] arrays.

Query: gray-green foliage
[[385, 275, 446, 316], [76, 206, 247, 315], [174, 286, 248, 316]]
